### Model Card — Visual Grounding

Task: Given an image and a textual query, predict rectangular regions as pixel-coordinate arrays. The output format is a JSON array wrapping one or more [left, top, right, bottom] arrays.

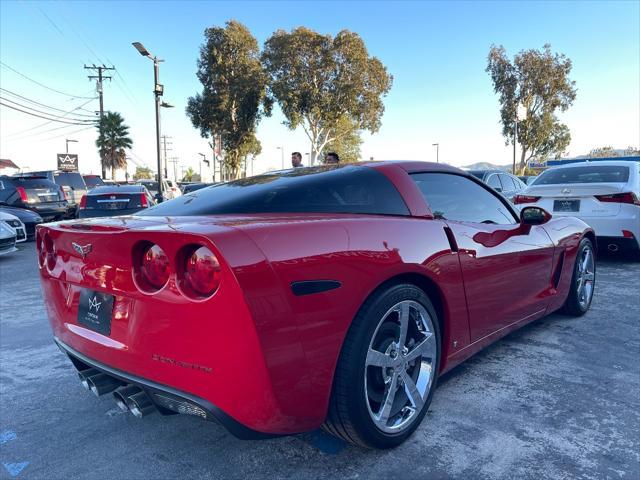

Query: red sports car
[[38, 162, 596, 448]]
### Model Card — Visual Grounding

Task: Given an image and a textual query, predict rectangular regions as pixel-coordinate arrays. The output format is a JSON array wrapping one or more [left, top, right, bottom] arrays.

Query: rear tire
[[562, 238, 596, 316], [323, 284, 440, 449]]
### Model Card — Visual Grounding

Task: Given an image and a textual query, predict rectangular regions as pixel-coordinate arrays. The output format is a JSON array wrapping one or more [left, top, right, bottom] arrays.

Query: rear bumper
[[56, 337, 279, 440], [597, 236, 640, 253], [78, 208, 143, 218], [29, 204, 68, 222]]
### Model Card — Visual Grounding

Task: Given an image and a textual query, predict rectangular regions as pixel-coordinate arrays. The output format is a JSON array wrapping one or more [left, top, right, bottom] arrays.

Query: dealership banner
[[57, 154, 78, 172]]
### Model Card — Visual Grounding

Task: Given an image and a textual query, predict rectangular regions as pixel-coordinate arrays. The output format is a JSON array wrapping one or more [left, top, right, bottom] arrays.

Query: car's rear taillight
[[139, 244, 170, 290], [140, 194, 148, 208], [38, 232, 56, 270], [513, 194, 541, 205], [16, 186, 28, 202], [79, 195, 87, 209], [595, 192, 640, 206], [178, 245, 221, 299]]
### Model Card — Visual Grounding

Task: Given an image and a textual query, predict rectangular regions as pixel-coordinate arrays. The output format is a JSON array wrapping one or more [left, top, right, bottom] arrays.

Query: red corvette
[[38, 162, 596, 448]]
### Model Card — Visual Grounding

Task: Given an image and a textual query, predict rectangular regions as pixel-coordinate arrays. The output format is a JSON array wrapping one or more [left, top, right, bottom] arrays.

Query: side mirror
[[520, 206, 552, 225]]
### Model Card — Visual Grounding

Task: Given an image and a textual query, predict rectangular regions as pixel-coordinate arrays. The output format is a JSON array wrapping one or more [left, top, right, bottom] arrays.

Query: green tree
[[134, 166, 153, 180], [181, 167, 196, 182], [95, 111, 133, 180], [262, 27, 392, 164], [186, 21, 269, 180], [325, 115, 362, 163], [486, 44, 577, 173]]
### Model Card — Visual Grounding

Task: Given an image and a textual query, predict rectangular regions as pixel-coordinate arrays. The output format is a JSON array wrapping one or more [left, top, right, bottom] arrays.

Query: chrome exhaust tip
[[113, 386, 142, 412], [125, 391, 156, 418], [77, 369, 100, 390], [86, 373, 122, 397]]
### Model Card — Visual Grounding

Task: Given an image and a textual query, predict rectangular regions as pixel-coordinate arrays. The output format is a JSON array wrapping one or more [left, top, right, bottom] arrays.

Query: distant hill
[[461, 162, 512, 171]]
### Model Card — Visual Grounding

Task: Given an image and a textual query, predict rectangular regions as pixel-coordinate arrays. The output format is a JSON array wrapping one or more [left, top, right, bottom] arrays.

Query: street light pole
[[276, 146, 284, 169], [133, 42, 165, 203], [432, 143, 439, 163], [513, 118, 518, 175], [198, 153, 206, 179], [65, 139, 78, 154]]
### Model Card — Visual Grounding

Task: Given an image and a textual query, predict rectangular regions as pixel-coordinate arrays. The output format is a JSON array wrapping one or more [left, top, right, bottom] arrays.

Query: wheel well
[[584, 231, 597, 255], [372, 272, 446, 349]]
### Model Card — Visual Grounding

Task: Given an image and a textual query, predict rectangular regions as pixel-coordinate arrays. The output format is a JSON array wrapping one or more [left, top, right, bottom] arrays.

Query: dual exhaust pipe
[[78, 369, 155, 418]]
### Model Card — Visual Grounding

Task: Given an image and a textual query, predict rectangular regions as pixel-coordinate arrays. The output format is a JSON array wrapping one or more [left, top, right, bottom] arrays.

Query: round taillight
[[42, 234, 56, 271], [182, 246, 221, 298], [140, 244, 170, 290]]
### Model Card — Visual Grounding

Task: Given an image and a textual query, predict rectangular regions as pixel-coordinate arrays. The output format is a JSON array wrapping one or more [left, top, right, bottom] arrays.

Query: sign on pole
[[57, 154, 78, 172]]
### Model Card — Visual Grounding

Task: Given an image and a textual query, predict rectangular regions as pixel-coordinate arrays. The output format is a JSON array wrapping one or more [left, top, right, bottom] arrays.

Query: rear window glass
[[533, 165, 630, 185], [83, 176, 104, 188], [139, 166, 409, 216], [54, 172, 86, 189], [140, 182, 159, 191], [11, 177, 59, 189]]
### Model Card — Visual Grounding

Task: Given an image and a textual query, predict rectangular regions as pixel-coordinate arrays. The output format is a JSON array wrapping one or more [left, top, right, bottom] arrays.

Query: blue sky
[[1, 0, 638, 178]]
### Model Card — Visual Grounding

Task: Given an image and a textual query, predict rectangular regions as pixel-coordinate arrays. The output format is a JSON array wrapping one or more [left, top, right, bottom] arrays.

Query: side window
[[486, 174, 502, 191], [499, 174, 516, 191], [411, 173, 518, 225]]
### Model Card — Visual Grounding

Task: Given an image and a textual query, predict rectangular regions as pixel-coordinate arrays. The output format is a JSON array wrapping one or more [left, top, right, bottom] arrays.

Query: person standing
[[291, 152, 303, 168], [324, 152, 340, 165]]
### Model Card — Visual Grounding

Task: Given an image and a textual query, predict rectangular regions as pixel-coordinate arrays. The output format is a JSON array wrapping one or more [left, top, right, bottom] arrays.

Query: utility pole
[[161, 135, 172, 180], [85, 64, 114, 118], [85, 64, 114, 179], [168, 156, 179, 182]]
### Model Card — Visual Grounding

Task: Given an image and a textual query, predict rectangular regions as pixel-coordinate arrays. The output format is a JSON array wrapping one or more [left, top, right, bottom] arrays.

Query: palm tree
[[95, 112, 133, 180], [182, 167, 196, 182]]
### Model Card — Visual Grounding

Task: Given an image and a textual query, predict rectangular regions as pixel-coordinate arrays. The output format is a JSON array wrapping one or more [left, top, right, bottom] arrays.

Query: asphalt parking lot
[[0, 243, 638, 479]]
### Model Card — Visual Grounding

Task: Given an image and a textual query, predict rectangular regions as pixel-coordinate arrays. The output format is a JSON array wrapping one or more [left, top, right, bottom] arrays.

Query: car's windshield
[[139, 165, 409, 216], [533, 165, 630, 185]]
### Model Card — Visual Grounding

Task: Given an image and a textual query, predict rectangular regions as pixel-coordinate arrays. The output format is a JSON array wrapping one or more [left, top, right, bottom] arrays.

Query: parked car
[[22, 171, 88, 218], [519, 175, 538, 186], [137, 179, 172, 202], [0, 220, 18, 256], [467, 169, 527, 201], [514, 160, 640, 253], [78, 184, 156, 218], [165, 180, 182, 199], [0, 211, 26, 243], [39, 162, 596, 449], [182, 183, 214, 194], [0, 175, 68, 222], [0, 205, 43, 241], [83, 175, 105, 190]]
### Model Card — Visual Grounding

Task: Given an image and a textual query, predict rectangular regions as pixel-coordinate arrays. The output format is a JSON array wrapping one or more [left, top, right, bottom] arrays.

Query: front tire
[[324, 284, 440, 449], [562, 237, 596, 316]]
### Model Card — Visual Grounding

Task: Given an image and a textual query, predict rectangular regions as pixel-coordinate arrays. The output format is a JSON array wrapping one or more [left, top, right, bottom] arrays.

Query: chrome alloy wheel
[[364, 300, 437, 433], [576, 243, 595, 309]]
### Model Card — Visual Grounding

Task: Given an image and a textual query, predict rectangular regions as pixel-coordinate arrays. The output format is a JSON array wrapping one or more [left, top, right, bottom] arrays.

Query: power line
[[0, 96, 96, 123], [0, 61, 95, 99], [1, 97, 98, 139], [0, 88, 97, 118], [3, 123, 89, 144], [0, 101, 96, 125], [40, 125, 95, 143]]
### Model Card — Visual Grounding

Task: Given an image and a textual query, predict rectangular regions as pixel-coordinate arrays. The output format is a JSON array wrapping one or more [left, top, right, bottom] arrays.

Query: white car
[[0, 211, 27, 243], [514, 160, 640, 253], [165, 180, 182, 199], [0, 220, 18, 256]]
